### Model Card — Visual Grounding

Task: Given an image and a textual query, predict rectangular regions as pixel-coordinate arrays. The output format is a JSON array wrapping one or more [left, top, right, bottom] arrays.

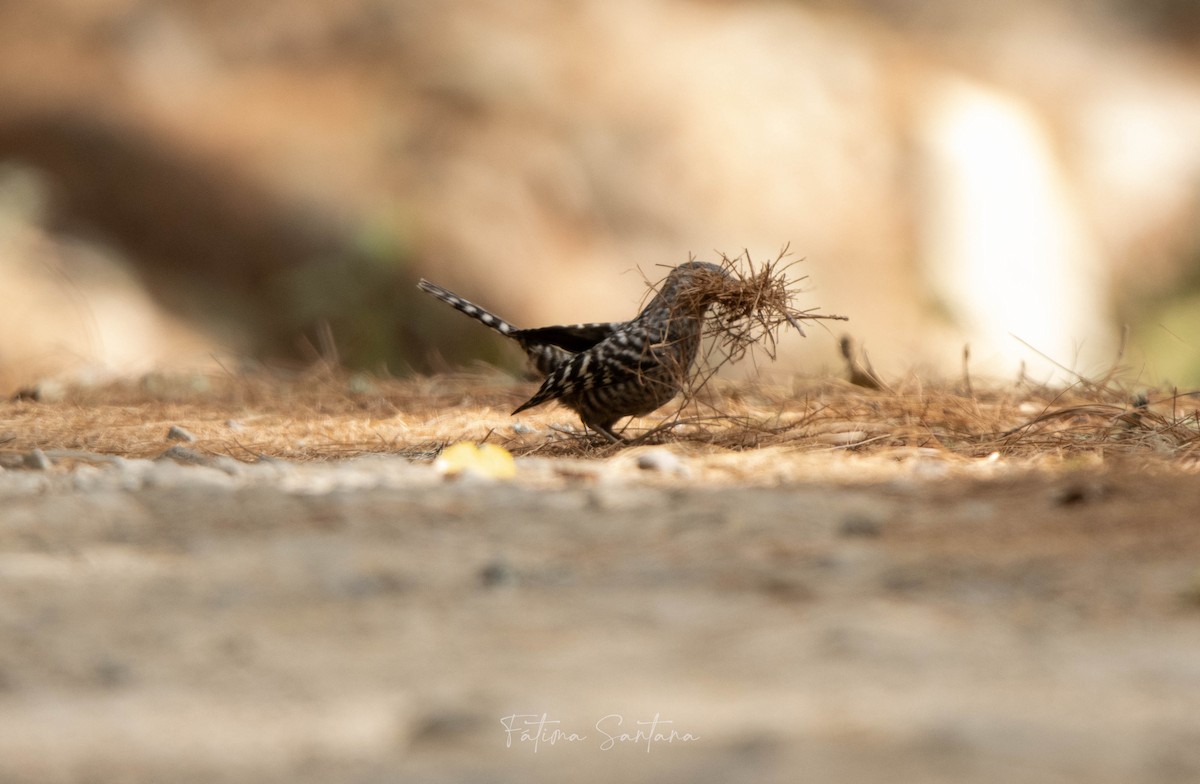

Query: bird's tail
[[417, 279, 521, 336]]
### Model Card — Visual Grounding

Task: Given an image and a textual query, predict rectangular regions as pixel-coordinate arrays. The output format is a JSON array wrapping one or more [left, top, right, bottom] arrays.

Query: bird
[[417, 261, 730, 441]]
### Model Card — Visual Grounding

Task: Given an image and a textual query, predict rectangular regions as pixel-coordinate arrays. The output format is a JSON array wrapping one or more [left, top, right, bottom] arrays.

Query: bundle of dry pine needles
[[669, 247, 847, 367], [628, 247, 845, 443]]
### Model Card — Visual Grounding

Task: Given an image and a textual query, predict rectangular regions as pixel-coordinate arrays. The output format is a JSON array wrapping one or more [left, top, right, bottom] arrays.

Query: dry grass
[[675, 247, 848, 365], [2, 364, 1198, 476], [2, 258, 1196, 470]]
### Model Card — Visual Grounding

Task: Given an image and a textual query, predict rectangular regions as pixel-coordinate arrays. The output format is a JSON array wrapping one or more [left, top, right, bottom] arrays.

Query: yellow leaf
[[434, 442, 516, 480]]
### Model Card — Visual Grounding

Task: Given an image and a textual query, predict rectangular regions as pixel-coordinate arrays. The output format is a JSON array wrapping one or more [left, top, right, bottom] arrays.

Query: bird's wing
[[510, 323, 622, 353], [511, 328, 659, 415]]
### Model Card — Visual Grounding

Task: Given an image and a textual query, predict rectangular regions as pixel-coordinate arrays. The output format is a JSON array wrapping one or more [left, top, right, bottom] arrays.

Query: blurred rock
[[1, 0, 1198, 384], [635, 448, 689, 476]]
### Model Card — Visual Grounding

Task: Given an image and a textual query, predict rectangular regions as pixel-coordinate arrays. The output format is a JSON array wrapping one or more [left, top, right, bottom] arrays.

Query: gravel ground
[[1, 452, 1199, 783]]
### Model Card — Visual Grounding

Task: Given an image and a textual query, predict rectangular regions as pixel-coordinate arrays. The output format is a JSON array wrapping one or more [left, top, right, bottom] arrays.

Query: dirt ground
[[1, 375, 1199, 783]]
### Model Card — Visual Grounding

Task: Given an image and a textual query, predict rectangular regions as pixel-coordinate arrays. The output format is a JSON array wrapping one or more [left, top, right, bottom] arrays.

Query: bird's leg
[[589, 421, 623, 443]]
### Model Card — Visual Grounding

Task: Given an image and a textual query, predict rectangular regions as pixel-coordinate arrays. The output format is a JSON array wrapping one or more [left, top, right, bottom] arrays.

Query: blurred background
[[2, 0, 1200, 389]]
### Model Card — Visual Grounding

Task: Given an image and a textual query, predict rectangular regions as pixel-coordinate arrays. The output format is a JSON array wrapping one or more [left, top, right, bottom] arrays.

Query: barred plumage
[[417, 279, 621, 376], [418, 261, 729, 441]]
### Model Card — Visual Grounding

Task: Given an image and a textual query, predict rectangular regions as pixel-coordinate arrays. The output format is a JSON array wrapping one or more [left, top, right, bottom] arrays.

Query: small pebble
[[348, 373, 376, 394], [159, 445, 208, 464], [635, 448, 687, 475], [410, 709, 488, 744], [23, 449, 51, 471], [166, 425, 196, 443], [159, 446, 245, 474], [70, 464, 106, 491], [839, 514, 882, 538], [92, 657, 133, 688], [1053, 481, 1108, 506], [479, 559, 517, 588]]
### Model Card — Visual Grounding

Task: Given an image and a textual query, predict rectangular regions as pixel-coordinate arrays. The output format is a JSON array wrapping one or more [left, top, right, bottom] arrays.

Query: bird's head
[[646, 260, 735, 316]]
